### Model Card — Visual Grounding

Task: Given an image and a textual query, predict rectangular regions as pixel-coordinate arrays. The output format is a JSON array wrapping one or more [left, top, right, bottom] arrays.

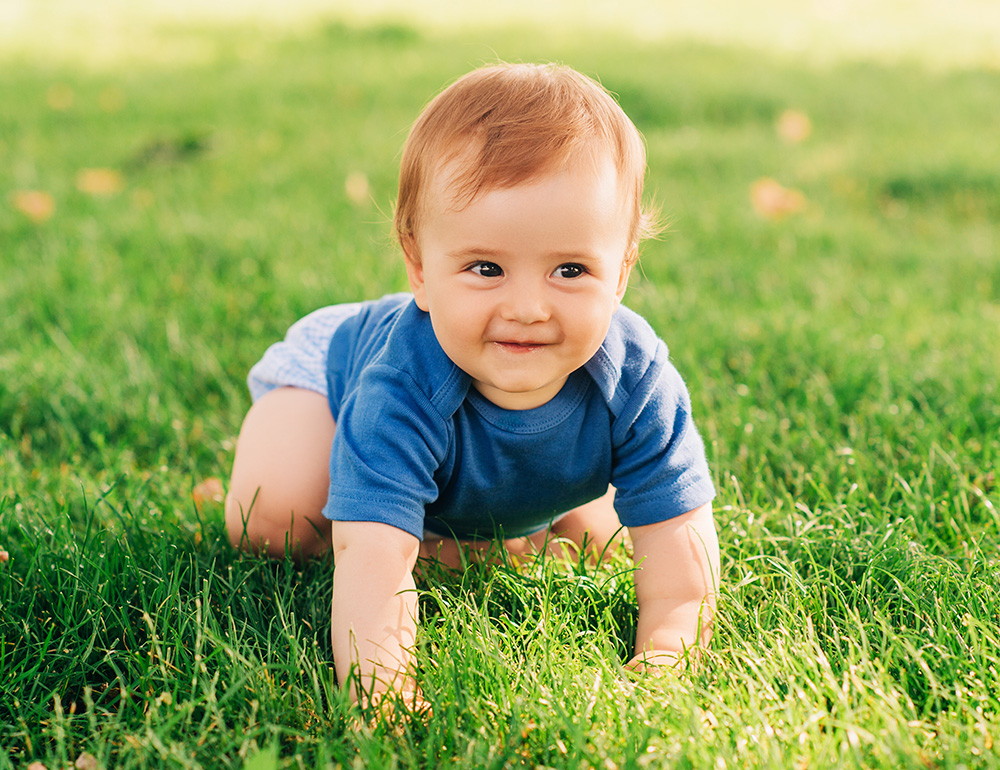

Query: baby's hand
[[355, 686, 432, 730], [626, 649, 684, 674]]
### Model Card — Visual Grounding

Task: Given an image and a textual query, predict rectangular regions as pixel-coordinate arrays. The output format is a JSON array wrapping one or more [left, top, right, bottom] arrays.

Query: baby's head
[[394, 62, 656, 262]]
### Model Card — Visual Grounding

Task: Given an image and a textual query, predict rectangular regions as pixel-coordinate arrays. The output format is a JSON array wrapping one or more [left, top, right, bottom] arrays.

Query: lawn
[[2, 3, 999, 768]]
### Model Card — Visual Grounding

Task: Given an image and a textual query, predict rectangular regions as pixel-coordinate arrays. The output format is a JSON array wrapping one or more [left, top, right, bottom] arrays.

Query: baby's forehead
[[426, 142, 623, 213]]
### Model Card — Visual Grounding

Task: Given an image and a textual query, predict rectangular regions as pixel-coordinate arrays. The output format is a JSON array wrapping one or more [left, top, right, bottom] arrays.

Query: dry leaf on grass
[[750, 178, 806, 219], [12, 190, 56, 222], [776, 109, 812, 143], [345, 171, 371, 205], [76, 168, 124, 196]]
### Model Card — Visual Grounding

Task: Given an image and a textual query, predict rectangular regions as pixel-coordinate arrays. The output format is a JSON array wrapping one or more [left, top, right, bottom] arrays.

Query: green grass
[[3, 8, 1000, 769]]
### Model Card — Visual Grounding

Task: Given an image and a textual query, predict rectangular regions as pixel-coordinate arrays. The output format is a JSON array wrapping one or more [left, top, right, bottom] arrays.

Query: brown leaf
[[12, 190, 56, 222], [75, 753, 99, 770], [750, 178, 806, 219], [76, 168, 124, 196], [776, 109, 812, 143], [345, 171, 371, 206]]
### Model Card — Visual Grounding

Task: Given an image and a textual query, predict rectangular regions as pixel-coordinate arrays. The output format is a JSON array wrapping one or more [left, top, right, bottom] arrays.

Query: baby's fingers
[[355, 687, 432, 730], [626, 650, 683, 675]]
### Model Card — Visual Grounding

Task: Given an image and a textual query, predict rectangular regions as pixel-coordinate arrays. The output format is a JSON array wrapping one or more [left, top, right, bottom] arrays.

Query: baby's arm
[[627, 502, 719, 669], [331, 521, 422, 706]]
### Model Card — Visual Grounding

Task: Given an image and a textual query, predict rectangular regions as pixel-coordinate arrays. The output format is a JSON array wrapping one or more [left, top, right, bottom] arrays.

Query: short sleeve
[[610, 358, 715, 527], [323, 365, 450, 540]]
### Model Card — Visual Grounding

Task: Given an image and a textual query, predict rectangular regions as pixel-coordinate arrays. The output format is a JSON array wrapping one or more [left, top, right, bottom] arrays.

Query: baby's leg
[[418, 487, 626, 570], [541, 486, 627, 561], [225, 387, 334, 560]]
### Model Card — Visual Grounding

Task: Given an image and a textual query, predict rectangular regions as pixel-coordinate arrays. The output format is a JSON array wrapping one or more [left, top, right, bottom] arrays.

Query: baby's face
[[405, 153, 635, 410]]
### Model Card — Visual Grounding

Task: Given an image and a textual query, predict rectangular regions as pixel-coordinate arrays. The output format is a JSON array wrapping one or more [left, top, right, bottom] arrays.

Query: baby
[[225, 62, 720, 710]]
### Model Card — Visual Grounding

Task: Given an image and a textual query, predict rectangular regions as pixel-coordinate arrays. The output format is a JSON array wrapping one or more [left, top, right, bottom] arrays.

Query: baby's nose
[[501, 283, 550, 324]]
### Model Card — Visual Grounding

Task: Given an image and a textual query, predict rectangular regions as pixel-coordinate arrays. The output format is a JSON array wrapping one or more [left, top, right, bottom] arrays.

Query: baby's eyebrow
[[446, 247, 505, 260], [447, 247, 599, 262], [536, 251, 604, 266]]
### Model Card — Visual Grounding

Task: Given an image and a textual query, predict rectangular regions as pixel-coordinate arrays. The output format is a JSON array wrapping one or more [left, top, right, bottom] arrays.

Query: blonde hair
[[394, 62, 657, 263]]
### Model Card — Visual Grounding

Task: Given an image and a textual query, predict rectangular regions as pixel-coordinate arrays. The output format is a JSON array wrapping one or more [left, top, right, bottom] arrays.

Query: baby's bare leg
[[418, 487, 626, 571], [542, 486, 627, 561], [225, 387, 334, 560], [418, 535, 533, 571]]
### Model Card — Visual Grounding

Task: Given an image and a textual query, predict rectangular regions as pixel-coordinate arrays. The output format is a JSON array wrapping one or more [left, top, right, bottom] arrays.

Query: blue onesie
[[307, 294, 715, 541]]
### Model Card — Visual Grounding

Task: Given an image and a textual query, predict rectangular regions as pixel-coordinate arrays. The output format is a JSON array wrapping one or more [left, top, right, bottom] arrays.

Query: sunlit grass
[[4, 0, 1000, 68], [2, 8, 999, 770]]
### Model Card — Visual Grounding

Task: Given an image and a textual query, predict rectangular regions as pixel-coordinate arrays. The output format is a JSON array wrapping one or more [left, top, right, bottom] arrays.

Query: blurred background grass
[[4, 0, 1000, 68]]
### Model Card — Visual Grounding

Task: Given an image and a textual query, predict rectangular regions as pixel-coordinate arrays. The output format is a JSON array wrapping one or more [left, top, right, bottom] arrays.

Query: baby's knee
[[225, 473, 332, 559], [224, 473, 287, 554], [224, 482, 267, 552]]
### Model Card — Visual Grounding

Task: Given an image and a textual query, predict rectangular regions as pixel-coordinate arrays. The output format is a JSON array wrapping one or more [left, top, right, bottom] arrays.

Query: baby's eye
[[553, 263, 586, 279], [469, 261, 503, 278]]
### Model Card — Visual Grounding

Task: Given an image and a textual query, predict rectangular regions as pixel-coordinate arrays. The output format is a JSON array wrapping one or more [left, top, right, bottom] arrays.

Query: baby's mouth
[[493, 340, 546, 352]]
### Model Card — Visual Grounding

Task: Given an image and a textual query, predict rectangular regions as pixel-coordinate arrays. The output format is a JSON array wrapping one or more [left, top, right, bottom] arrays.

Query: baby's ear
[[616, 243, 637, 302], [402, 237, 429, 311]]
